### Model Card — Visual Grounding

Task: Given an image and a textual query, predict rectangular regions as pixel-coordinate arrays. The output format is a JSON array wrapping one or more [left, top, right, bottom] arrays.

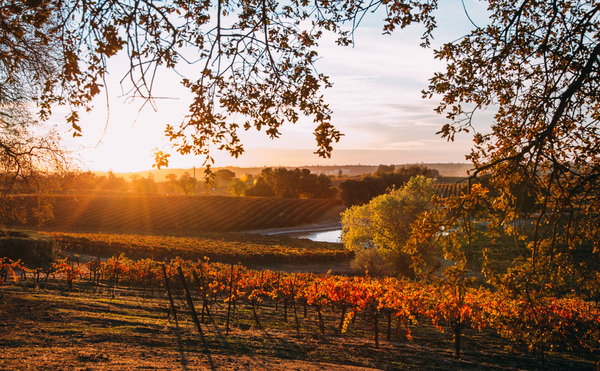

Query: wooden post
[[162, 264, 177, 323], [177, 266, 202, 335], [225, 265, 235, 335], [192, 269, 211, 323]]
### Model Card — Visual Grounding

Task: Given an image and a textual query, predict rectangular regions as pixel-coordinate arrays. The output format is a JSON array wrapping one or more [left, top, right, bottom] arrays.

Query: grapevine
[[2, 253, 598, 360]]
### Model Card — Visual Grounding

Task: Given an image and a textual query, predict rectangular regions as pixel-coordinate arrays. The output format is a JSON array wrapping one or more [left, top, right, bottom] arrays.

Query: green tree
[[214, 169, 236, 188], [164, 173, 179, 194], [339, 165, 438, 206], [101, 171, 128, 193], [246, 167, 337, 199], [239, 173, 253, 183], [130, 174, 156, 194], [374, 164, 395, 175], [176, 172, 196, 196], [339, 177, 384, 206], [341, 175, 438, 278], [70, 172, 99, 193], [227, 178, 248, 197]]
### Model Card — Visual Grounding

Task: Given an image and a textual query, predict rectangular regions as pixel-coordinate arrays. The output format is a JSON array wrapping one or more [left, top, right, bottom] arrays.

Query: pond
[[289, 229, 342, 243]]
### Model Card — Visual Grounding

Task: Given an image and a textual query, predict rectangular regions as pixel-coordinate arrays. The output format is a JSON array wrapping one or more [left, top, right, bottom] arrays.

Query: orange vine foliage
[[3, 254, 599, 355]]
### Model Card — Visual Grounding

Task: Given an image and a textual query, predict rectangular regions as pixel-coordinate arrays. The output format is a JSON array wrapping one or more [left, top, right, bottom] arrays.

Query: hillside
[[7, 195, 343, 236]]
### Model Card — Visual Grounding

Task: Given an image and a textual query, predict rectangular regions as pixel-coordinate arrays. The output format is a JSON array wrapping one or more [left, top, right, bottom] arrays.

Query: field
[[434, 183, 468, 198], [8, 195, 343, 235]]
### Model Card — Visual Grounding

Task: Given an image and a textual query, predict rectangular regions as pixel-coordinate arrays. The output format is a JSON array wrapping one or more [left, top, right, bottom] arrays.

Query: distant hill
[[94, 163, 473, 182]]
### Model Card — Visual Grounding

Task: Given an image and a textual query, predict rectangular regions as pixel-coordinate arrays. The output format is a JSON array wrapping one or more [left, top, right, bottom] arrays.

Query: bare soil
[[0, 284, 374, 371], [1, 282, 596, 371]]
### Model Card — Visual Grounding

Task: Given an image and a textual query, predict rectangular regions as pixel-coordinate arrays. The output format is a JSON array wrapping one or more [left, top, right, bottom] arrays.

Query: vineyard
[[433, 182, 468, 198], [50, 231, 351, 265], [7, 195, 343, 234], [1, 256, 598, 369], [2, 190, 599, 369]]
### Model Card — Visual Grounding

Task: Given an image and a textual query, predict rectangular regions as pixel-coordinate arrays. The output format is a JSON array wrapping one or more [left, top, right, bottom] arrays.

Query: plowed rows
[[434, 183, 468, 198], [10, 195, 342, 235]]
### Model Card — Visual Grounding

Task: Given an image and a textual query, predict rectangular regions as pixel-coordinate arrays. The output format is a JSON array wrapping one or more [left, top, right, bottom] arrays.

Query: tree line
[[31, 165, 448, 202], [339, 164, 440, 206], [245, 167, 338, 199], [40, 169, 236, 196]]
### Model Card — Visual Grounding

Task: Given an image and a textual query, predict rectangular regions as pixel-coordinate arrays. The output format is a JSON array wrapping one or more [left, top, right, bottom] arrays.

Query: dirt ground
[[1, 282, 597, 371], [0, 284, 376, 371]]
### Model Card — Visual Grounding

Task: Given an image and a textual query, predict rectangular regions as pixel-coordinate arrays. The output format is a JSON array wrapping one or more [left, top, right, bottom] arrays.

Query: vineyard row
[[1, 255, 598, 359], [50, 231, 351, 264]]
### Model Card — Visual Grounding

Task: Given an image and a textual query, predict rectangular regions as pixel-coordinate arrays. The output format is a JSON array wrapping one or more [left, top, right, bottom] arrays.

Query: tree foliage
[[214, 169, 236, 187], [0, 118, 67, 225], [227, 177, 248, 196], [174, 172, 196, 196], [0, 1, 71, 221], [420, 0, 600, 300], [341, 175, 438, 278], [130, 174, 156, 194], [339, 164, 439, 206], [1, 0, 440, 167], [246, 167, 337, 199], [3, 0, 600, 300], [101, 171, 129, 193]]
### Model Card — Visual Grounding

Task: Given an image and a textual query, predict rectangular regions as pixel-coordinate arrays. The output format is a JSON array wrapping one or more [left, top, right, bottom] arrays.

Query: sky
[[56, 1, 491, 173]]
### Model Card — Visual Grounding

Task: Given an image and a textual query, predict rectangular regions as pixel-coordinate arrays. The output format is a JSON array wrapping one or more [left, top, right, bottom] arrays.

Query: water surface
[[290, 229, 342, 243]]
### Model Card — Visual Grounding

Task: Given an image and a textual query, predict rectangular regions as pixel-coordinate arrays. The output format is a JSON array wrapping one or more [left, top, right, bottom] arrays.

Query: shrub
[[0, 230, 55, 267], [350, 248, 391, 277]]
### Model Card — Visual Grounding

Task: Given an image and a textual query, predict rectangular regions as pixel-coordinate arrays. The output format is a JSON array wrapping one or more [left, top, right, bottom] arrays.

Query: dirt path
[[244, 221, 342, 236], [243, 205, 345, 237]]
